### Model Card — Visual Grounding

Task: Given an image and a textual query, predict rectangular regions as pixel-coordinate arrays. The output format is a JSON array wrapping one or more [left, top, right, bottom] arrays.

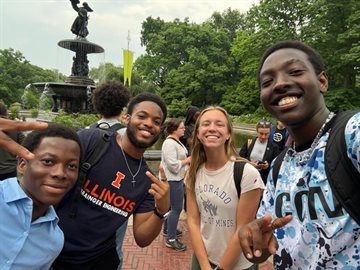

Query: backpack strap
[[325, 111, 360, 225], [90, 122, 125, 132], [68, 129, 113, 218], [272, 148, 288, 187], [108, 122, 125, 132], [234, 161, 246, 198]]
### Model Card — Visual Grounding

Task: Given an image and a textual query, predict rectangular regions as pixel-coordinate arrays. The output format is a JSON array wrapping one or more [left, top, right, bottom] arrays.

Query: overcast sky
[[1, 0, 259, 76]]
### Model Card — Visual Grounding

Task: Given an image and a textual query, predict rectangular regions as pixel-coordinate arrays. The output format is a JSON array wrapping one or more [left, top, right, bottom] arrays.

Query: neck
[[288, 108, 330, 147], [117, 134, 144, 159], [204, 149, 228, 171], [168, 134, 179, 140], [32, 205, 48, 222]]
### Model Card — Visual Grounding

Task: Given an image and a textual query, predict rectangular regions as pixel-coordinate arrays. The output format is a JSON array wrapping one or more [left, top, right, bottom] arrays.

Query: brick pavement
[[122, 219, 193, 270], [121, 217, 273, 270]]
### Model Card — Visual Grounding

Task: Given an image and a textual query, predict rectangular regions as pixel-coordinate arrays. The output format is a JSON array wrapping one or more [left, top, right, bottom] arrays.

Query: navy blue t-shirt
[[56, 128, 155, 263]]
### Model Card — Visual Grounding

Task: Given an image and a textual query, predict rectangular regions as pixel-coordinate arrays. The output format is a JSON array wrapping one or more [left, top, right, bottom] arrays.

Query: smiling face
[[259, 48, 328, 126], [126, 101, 164, 149], [18, 137, 80, 207], [196, 109, 231, 150]]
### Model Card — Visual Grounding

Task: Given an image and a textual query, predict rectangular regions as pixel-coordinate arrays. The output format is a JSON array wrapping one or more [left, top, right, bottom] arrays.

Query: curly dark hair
[[92, 81, 131, 118], [257, 40, 325, 87]]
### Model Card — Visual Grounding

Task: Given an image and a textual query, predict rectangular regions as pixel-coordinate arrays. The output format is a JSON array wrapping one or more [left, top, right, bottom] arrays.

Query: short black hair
[[22, 124, 82, 157], [127, 93, 167, 124], [92, 80, 131, 118], [257, 40, 325, 86], [165, 118, 183, 135]]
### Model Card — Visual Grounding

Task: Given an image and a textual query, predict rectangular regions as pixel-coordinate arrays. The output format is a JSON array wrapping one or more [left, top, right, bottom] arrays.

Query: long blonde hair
[[186, 106, 246, 191]]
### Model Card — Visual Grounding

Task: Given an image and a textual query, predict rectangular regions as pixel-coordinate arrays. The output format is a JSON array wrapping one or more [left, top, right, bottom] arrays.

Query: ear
[[17, 157, 27, 176], [318, 71, 328, 94]]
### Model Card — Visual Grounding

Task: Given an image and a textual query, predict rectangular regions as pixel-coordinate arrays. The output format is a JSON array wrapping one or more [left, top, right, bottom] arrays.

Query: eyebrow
[[260, 58, 304, 78]]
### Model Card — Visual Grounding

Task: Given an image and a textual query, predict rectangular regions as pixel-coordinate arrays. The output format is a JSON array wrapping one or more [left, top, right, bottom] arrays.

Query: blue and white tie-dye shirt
[[258, 112, 360, 269]]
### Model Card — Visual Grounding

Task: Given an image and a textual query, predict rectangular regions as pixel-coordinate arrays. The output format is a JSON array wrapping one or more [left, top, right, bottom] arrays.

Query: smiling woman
[[185, 106, 264, 270]]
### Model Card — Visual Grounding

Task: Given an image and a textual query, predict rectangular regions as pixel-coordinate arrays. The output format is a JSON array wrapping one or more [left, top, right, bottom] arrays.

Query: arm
[[0, 118, 48, 159], [218, 188, 263, 270], [186, 188, 212, 270], [162, 140, 191, 174], [132, 170, 170, 247]]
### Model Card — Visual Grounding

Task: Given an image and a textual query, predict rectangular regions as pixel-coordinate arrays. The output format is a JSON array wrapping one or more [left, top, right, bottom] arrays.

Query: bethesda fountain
[[29, 0, 103, 113]]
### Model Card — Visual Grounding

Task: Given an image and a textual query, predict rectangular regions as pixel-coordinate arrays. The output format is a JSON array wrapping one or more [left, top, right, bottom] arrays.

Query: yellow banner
[[123, 49, 134, 87]]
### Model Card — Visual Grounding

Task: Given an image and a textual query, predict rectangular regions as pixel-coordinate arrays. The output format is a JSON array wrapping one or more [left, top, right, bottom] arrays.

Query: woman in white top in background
[[161, 118, 192, 251], [186, 106, 265, 270]]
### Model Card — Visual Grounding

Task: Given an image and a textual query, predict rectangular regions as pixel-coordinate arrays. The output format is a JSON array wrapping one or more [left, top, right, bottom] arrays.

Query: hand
[[147, 166, 170, 215], [182, 156, 192, 165], [250, 161, 261, 170], [238, 214, 292, 263], [260, 161, 269, 170], [0, 118, 48, 160]]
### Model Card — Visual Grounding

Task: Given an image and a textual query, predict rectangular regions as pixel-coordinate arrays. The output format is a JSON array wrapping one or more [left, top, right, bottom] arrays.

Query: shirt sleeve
[[161, 139, 182, 174], [240, 163, 265, 194]]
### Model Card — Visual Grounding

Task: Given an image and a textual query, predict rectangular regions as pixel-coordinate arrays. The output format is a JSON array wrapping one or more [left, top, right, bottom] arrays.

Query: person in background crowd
[[270, 120, 289, 151], [180, 105, 200, 152], [0, 124, 81, 269], [0, 102, 25, 181], [239, 40, 360, 269], [239, 120, 279, 184], [52, 93, 170, 270], [186, 106, 264, 270], [161, 118, 192, 251]]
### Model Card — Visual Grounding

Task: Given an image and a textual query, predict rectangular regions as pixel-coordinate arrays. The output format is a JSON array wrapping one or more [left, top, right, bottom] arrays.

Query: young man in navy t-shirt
[[53, 93, 170, 270]]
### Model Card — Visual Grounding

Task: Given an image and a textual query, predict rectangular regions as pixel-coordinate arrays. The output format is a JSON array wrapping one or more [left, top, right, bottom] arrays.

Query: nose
[[52, 164, 66, 179], [208, 123, 217, 131], [273, 73, 290, 91], [143, 117, 153, 127]]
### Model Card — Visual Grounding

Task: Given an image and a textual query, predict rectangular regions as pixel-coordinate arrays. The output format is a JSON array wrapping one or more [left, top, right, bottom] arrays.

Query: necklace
[[119, 142, 143, 187], [289, 112, 335, 166]]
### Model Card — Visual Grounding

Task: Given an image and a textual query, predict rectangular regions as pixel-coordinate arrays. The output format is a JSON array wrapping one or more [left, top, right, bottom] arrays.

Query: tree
[[0, 48, 61, 107]]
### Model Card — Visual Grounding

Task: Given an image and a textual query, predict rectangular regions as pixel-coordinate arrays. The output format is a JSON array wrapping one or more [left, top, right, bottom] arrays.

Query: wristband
[[153, 208, 164, 219]]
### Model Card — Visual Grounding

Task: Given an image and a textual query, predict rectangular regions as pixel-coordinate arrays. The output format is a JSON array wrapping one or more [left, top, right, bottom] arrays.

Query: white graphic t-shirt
[[195, 161, 265, 269]]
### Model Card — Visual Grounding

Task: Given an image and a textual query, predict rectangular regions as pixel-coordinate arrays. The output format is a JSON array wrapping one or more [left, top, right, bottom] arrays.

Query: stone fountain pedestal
[[31, 38, 104, 113]]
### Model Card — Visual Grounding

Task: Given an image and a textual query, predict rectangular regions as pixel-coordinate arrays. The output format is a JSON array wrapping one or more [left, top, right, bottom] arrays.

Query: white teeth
[[278, 96, 298, 106]]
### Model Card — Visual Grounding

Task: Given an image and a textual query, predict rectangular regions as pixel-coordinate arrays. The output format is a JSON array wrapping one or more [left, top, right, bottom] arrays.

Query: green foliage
[[0, 48, 63, 106], [8, 104, 20, 120], [325, 87, 360, 111], [30, 108, 39, 118], [22, 88, 39, 109], [52, 112, 98, 129], [166, 98, 191, 118]]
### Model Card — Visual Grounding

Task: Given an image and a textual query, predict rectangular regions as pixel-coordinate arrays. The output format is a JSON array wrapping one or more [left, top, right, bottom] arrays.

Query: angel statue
[[70, 0, 93, 39]]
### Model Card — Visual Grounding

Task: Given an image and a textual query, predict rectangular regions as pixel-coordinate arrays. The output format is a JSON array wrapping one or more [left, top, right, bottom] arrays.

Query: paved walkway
[[122, 219, 193, 270], [122, 214, 273, 270]]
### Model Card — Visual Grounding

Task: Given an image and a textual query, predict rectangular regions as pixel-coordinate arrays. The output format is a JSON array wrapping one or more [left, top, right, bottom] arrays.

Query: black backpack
[[89, 122, 125, 132], [69, 123, 123, 217], [271, 111, 360, 225]]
